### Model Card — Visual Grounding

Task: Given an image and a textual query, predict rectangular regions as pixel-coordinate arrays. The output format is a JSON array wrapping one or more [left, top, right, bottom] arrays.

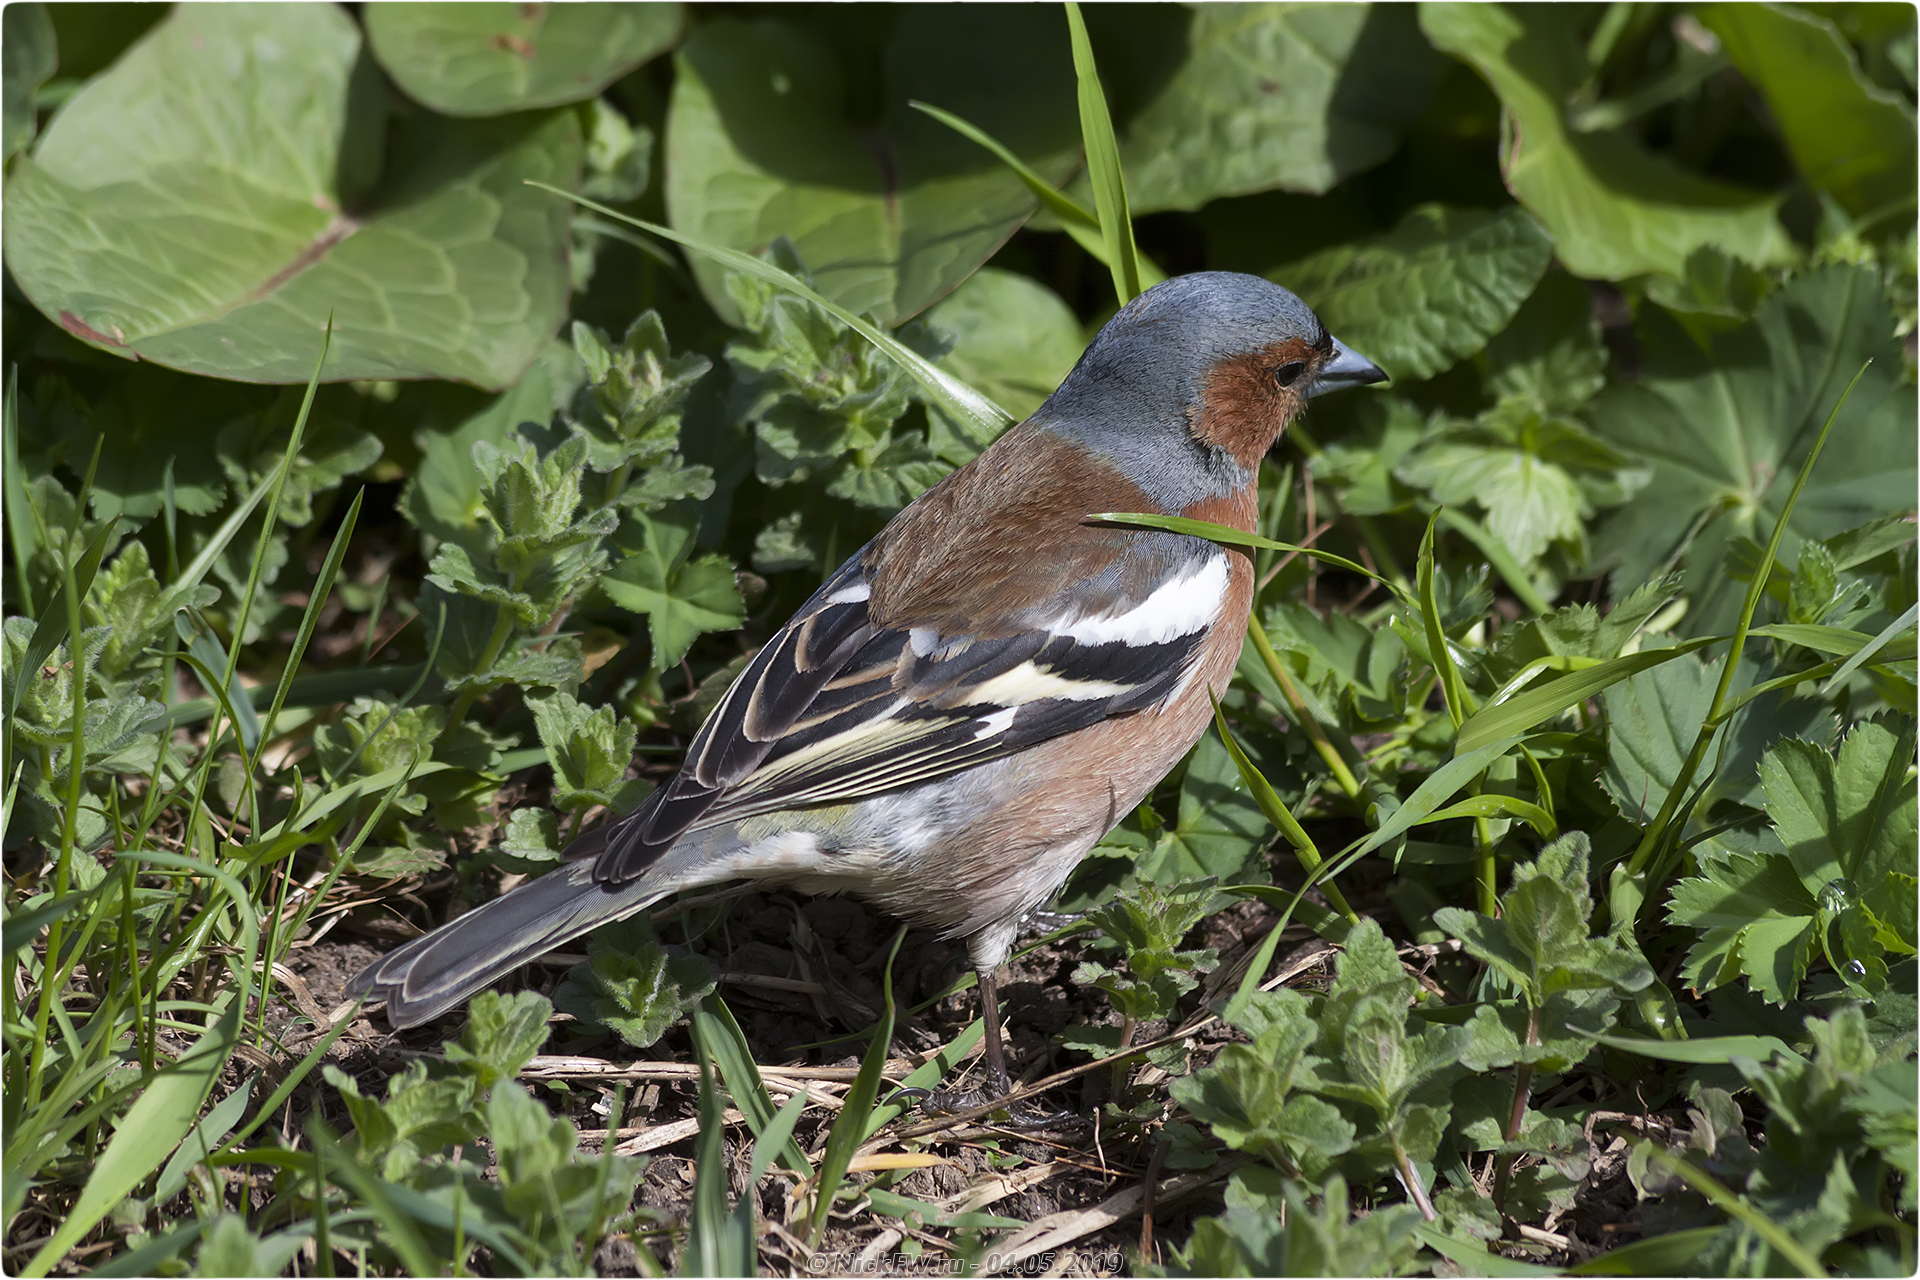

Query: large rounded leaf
[[365, 3, 683, 117], [1421, 3, 1791, 282], [1703, 3, 1917, 221], [3, 3, 581, 389], [1101, 4, 1445, 214], [1269, 204, 1553, 382], [1589, 265, 1917, 633], [665, 9, 1080, 327], [925, 268, 1084, 420], [2, 3, 56, 160]]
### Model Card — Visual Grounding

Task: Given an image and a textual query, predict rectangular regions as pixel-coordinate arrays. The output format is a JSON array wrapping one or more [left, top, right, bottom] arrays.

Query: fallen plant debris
[[3, 2, 1915, 1276]]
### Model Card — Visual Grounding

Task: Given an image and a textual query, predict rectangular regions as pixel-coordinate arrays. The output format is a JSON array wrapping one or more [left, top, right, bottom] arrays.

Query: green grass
[[3, 2, 1916, 1275]]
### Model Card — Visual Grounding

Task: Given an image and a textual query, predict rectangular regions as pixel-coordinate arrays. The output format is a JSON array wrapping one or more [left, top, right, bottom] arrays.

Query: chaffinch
[[351, 271, 1385, 1092]]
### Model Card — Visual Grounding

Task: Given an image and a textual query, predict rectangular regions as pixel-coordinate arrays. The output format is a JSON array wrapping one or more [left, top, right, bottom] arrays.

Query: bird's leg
[[977, 968, 1012, 1097], [902, 968, 1082, 1131]]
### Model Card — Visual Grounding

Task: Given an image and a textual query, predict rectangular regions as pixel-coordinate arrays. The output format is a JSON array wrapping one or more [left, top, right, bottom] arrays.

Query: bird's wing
[[580, 541, 1232, 884]]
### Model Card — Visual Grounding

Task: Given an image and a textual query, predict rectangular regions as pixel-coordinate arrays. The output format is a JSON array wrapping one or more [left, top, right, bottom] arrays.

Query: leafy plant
[[2, 2, 1914, 1274]]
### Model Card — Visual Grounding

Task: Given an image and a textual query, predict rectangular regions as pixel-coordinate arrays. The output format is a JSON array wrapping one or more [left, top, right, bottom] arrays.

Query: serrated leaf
[[5, 5, 581, 387], [444, 990, 553, 1090], [1588, 265, 1916, 634], [1670, 849, 1821, 1003], [527, 690, 648, 814], [601, 508, 745, 670], [365, 2, 682, 117], [1763, 716, 1917, 891], [1436, 834, 1653, 1009], [497, 807, 563, 875], [665, 10, 1078, 326], [1420, 3, 1790, 281], [554, 918, 716, 1049], [1269, 203, 1551, 382], [1396, 431, 1588, 564]]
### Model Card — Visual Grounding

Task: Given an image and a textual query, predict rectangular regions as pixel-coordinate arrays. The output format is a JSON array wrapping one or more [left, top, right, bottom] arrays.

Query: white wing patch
[[969, 663, 1132, 706], [1056, 554, 1230, 646], [826, 581, 871, 605]]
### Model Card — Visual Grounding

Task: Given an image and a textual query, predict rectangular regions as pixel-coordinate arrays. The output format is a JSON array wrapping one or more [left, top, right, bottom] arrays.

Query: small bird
[[350, 271, 1385, 1093]]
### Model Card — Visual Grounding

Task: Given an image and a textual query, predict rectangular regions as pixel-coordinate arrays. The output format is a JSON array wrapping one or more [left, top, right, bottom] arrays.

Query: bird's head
[[1037, 271, 1387, 510]]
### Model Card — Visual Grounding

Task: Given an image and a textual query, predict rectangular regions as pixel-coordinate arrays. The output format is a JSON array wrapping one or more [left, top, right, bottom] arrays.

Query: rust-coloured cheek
[[1189, 338, 1318, 469]]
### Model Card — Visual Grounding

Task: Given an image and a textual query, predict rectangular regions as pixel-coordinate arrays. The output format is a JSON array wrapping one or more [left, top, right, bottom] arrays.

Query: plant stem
[[1394, 1144, 1438, 1222], [446, 607, 516, 730], [1625, 360, 1866, 878], [1493, 1006, 1539, 1213], [1247, 615, 1364, 802]]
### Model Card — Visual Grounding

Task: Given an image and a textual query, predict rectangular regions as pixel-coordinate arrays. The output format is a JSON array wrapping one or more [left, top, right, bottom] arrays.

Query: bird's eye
[[1274, 360, 1309, 388]]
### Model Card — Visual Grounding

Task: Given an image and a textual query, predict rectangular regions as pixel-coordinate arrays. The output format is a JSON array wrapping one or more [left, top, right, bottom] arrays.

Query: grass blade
[[694, 997, 812, 1176], [1455, 638, 1719, 753], [1624, 359, 1870, 877], [258, 486, 363, 752], [1064, 1, 1141, 304], [525, 182, 1013, 440], [909, 99, 1099, 230], [1209, 692, 1356, 922], [1638, 1146, 1830, 1276], [809, 927, 906, 1246], [20, 996, 242, 1276], [1819, 601, 1917, 693], [4, 367, 35, 617], [1092, 511, 1405, 601], [1418, 512, 1470, 729], [686, 1014, 752, 1277]]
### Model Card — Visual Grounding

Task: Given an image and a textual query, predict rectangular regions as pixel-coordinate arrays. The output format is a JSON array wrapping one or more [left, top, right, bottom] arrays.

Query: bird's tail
[[346, 860, 670, 1028]]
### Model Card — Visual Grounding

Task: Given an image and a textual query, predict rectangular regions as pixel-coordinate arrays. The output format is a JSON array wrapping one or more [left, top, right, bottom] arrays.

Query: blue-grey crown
[[1035, 272, 1333, 509]]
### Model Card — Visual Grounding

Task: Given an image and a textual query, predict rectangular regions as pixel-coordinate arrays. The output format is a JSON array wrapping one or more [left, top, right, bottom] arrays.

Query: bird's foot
[[891, 1071, 1084, 1131]]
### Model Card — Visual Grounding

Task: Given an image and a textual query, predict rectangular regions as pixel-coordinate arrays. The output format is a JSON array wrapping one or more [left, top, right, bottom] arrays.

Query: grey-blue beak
[[1309, 337, 1389, 397]]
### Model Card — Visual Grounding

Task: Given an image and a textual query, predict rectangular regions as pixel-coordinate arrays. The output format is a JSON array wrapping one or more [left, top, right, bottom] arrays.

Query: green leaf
[[1485, 272, 1609, 414], [1420, 3, 1791, 281], [365, 2, 682, 116], [496, 807, 563, 874], [1170, 992, 1354, 1177], [924, 267, 1084, 422], [1101, 4, 1443, 213], [1763, 715, 1917, 893], [554, 918, 716, 1050], [2, 2, 55, 160], [1397, 425, 1592, 565], [1435, 833, 1654, 1009], [1134, 731, 1275, 885], [1601, 650, 1837, 822], [21, 996, 240, 1277], [4, 4, 580, 387], [601, 507, 745, 670], [527, 691, 650, 815], [444, 990, 554, 1090], [1065, 1, 1141, 304], [1271, 203, 1551, 383], [1168, 1170, 1424, 1278], [1589, 266, 1916, 634], [664, 11, 1078, 326], [1704, 3, 1917, 221]]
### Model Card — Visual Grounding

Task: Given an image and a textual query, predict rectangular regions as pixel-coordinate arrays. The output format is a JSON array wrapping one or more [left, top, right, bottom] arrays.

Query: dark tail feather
[[346, 861, 666, 1028]]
